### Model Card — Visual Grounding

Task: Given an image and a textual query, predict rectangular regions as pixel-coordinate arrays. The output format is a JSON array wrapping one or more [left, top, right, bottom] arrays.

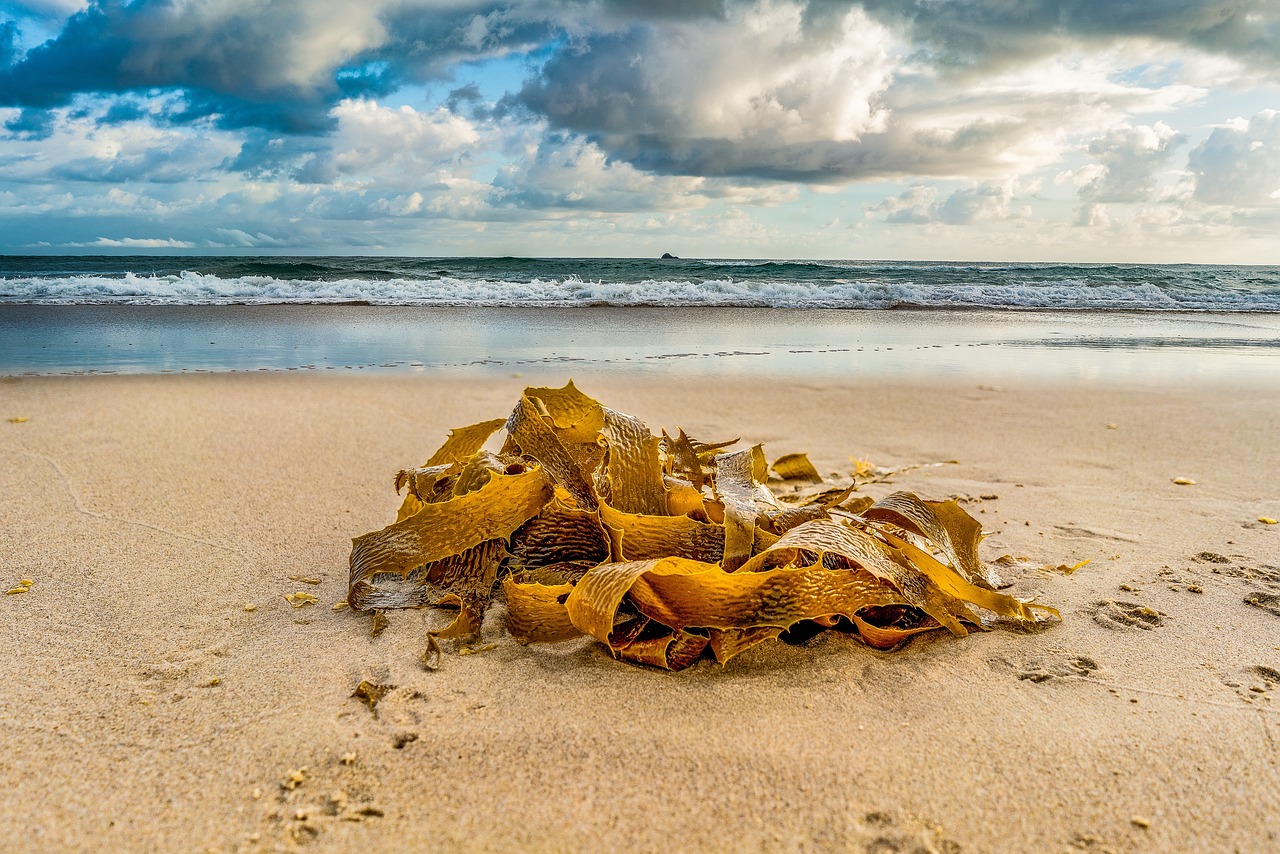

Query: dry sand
[[1, 371, 1278, 853]]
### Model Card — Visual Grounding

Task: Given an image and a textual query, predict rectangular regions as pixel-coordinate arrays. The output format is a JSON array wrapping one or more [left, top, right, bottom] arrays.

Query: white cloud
[[0, 99, 241, 183], [521, 0, 908, 179], [870, 185, 938, 225], [637, 2, 896, 145], [81, 237, 196, 248], [209, 228, 289, 248], [522, 6, 1220, 185], [870, 180, 1028, 225], [328, 99, 481, 176], [1069, 121, 1188, 225], [1189, 109, 1280, 207], [1079, 122, 1187, 203], [488, 134, 706, 213]]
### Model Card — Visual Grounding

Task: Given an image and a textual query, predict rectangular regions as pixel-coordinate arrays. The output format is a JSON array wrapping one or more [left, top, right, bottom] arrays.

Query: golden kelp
[[347, 381, 1059, 670]]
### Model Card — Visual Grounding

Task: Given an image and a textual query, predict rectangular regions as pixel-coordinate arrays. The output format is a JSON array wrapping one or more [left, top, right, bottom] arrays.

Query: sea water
[[3, 256, 1279, 310], [1, 256, 1278, 382]]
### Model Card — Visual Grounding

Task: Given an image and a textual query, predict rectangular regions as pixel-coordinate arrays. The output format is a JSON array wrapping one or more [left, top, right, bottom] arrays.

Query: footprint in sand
[[1017, 655, 1100, 683], [1244, 591, 1280, 616], [1192, 553, 1280, 591], [1156, 567, 1205, 594], [1085, 600, 1165, 631], [1224, 665, 1280, 699], [1069, 831, 1123, 851], [849, 811, 962, 854], [255, 752, 386, 848], [1252, 666, 1280, 689]]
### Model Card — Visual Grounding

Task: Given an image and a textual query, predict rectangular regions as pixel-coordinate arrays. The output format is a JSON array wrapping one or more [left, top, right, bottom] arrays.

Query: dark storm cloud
[[0, 0, 722, 134], [223, 130, 336, 183], [3, 105, 53, 137], [1, 18, 18, 66], [846, 0, 1280, 70], [0, 0, 502, 132], [588, 119, 1038, 182], [98, 98, 148, 125]]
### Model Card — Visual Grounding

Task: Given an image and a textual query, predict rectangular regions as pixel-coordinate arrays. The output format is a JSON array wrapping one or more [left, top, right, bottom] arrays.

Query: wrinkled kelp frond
[[348, 381, 1059, 670]]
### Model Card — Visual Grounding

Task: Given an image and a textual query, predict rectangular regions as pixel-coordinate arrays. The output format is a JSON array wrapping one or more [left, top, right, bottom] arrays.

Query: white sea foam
[[1, 271, 1279, 310]]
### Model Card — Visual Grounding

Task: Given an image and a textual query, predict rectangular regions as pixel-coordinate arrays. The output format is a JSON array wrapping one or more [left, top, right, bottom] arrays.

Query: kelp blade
[[771, 452, 823, 483], [505, 395, 600, 511], [714, 449, 761, 572], [862, 492, 1001, 589], [503, 577, 580, 643], [560, 556, 929, 664], [349, 467, 553, 609]]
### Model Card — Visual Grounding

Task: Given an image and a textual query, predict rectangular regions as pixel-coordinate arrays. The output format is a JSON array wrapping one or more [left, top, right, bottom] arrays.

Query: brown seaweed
[[347, 381, 1059, 669]]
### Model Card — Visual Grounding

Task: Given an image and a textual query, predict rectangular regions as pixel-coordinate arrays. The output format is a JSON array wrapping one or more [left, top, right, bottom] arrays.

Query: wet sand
[[3, 304, 1279, 384], [1, 371, 1278, 852]]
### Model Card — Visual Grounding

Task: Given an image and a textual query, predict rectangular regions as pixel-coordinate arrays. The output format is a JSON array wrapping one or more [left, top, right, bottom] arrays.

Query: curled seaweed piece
[[771, 452, 823, 483], [394, 419, 505, 521], [505, 395, 600, 511], [600, 408, 668, 515], [862, 492, 1001, 589], [714, 448, 763, 572], [348, 467, 552, 613], [347, 381, 1060, 670]]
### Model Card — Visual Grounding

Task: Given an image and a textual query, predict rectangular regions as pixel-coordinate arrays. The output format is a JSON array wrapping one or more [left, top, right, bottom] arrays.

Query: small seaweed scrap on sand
[[345, 381, 1059, 670]]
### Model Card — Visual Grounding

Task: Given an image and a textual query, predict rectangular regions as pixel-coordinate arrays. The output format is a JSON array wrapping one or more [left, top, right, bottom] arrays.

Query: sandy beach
[[2, 370, 1278, 853]]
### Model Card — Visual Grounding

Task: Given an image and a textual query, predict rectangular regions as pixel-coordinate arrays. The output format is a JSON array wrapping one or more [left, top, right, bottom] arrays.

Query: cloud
[[871, 185, 937, 224], [209, 228, 289, 248], [1, 0, 1269, 185], [1066, 121, 1188, 225], [1188, 109, 1280, 207], [936, 183, 1022, 225], [78, 236, 195, 248], [220, 97, 483, 186], [517, 1, 905, 181], [488, 132, 706, 213], [855, 0, 1280, 74], [3, 105, 54, 138], [0, 0, 395, 131], [1078, 123, 1187, 204], [7, 1, 87, 21], [0, 1, 567, 132], [0, 101, 241, 185], [327, 99, 480, 175], [870, 180, 1025, 225], [2, 1, 1278, 259], [515, 2, 1211, 183], [1, 19, 19, 67]]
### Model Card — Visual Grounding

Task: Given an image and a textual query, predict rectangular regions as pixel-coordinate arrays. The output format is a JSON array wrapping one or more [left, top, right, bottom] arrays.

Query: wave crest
[[1, 269, 1278, 310]]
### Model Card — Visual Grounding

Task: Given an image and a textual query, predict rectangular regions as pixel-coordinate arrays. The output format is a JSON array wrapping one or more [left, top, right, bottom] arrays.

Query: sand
[[1, 371, 1278, 853]]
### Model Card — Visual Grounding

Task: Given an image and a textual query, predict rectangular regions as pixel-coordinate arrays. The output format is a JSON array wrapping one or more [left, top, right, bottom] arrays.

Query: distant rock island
[[660, 252, 679, 260]]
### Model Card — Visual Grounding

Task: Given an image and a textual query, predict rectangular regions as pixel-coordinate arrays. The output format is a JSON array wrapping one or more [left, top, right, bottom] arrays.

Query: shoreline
[[2, 371, 1278, 851], [3, 304, 1279, 385]]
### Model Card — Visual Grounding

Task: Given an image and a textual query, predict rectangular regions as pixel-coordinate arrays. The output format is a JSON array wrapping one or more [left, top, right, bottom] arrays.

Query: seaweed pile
[[347, 381, 1057, 670]]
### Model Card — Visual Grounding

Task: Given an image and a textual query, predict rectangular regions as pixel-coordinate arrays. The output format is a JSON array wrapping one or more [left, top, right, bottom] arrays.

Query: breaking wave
[[2, 257, 1278, 310]]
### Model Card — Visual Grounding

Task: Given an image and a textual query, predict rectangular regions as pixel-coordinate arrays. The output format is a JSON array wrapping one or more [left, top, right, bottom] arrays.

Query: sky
[[1, 0, 1279, 262]]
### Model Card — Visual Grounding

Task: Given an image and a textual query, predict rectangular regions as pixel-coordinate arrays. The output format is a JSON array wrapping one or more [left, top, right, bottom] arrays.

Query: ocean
[[2, 256, 1279, 382], [3, 256, 1280, 310]]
